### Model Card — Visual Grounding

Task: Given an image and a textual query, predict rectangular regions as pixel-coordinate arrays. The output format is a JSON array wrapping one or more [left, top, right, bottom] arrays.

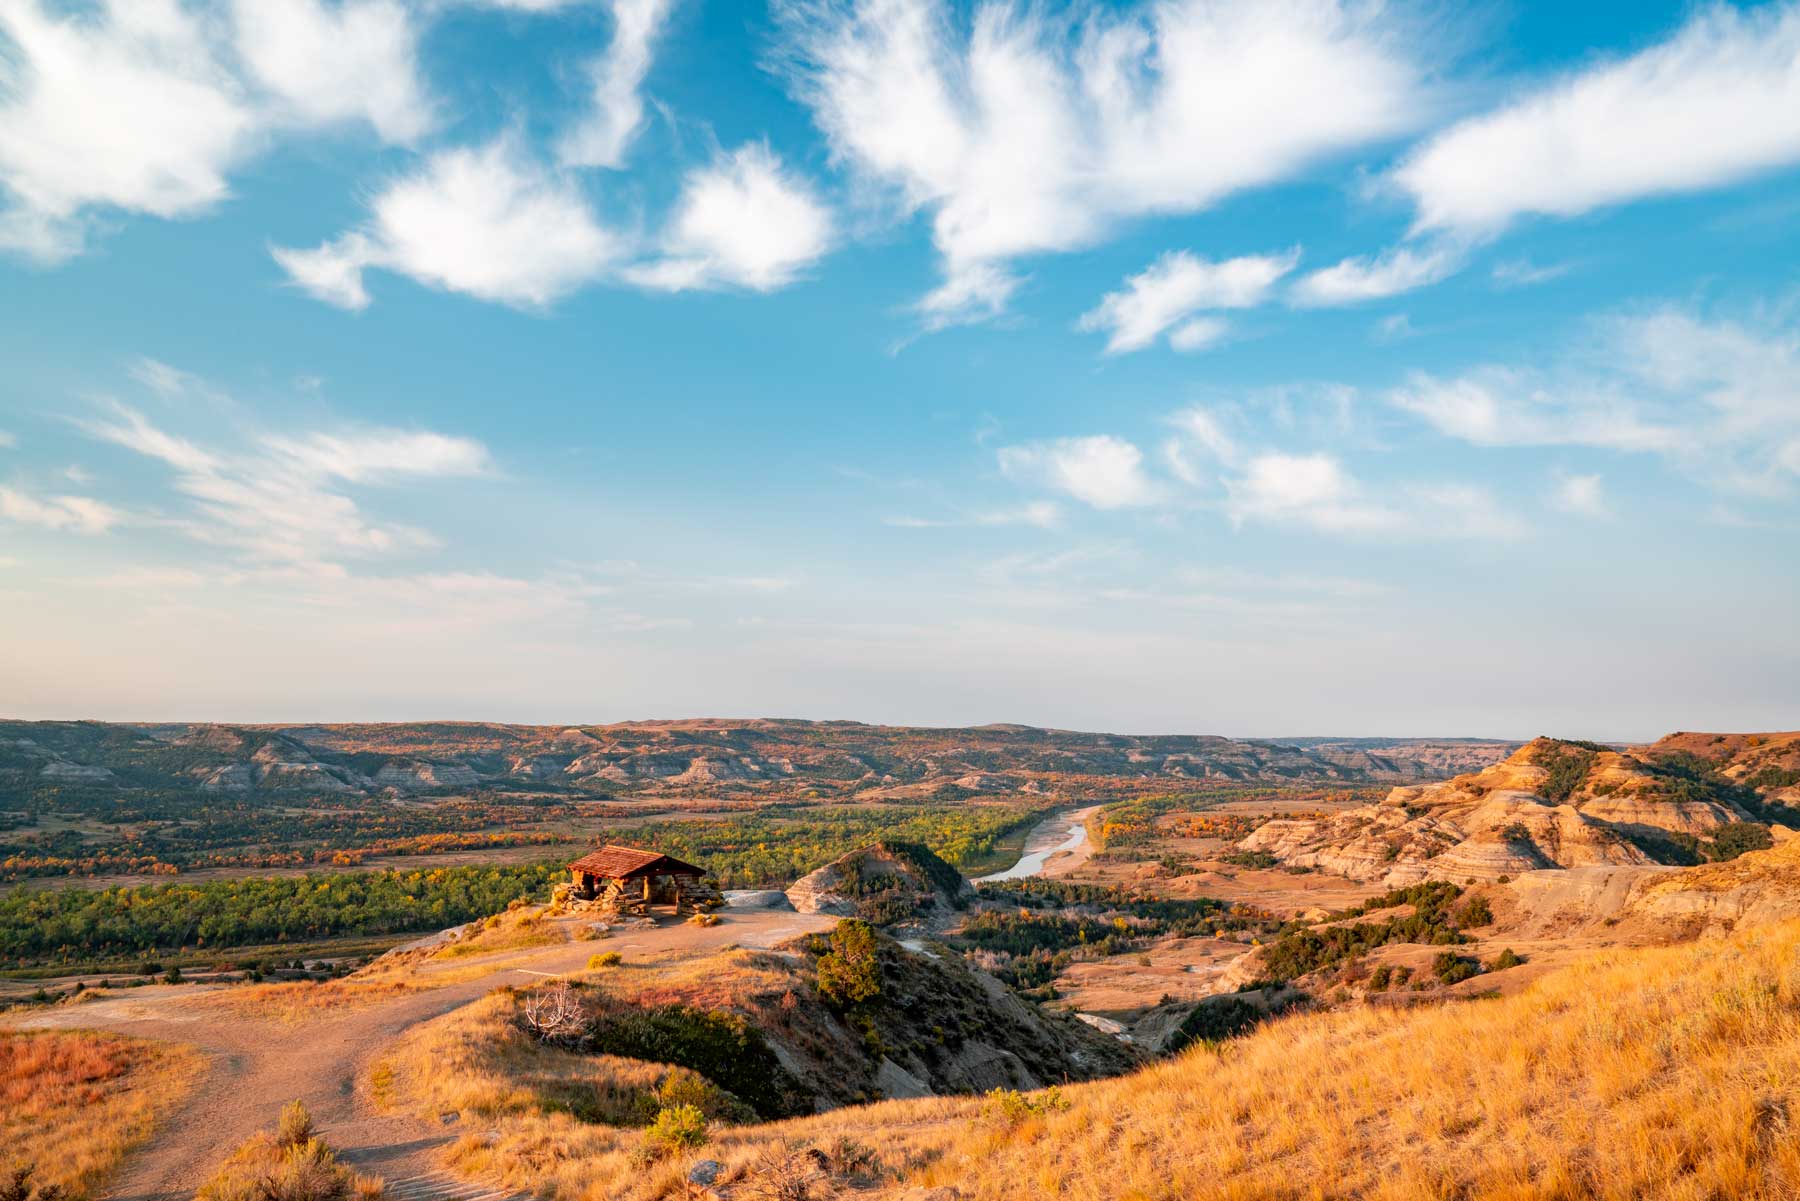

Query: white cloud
[[1393, 2, 1800, 237], [230, 0, 434, 144], [1222, 453, 1524, 539], [1390, 306, 1800, 495], [997, 435, 1160, 510], [1388, 371, 1679, 453], [1553, 473, 1608, 517], [0, 0, 255, 259], [80, 375, 491, 567], [625, 145, 833, 291], [84, 403, 223, 473], [1290, 243, 1459, 306], [259, 431, 492, 482], [1225, 452, 1396, 532], [0, 0, 444, 259], [1078, 249, 1297, 353], [1491, 258, 1574, 288], [1166, 406, 1240, 465], [557, 0, 678, 169], [1170, 318, 1233, 353], [0, 486, 122, 535], [0, 430, 15, 448], [273, 140, 622, 309], [777, 0, 1428, 325]]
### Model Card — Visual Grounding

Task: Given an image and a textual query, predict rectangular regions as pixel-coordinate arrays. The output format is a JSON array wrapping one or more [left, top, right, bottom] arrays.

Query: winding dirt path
[[7, 909, 833, 1200]]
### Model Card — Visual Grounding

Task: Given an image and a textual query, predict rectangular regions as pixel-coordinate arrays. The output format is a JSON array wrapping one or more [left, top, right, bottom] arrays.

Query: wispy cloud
[[775, 0, 1430, 326], [557, 0, 678, 169], [1290, 242, 1461, 307], [1392, 2, 1800, 238], [1491, 258, 1575, 288], [0, 486, 123, 535], [1552, 472, 1609, 517], [76, 370, 493, 567], [1078, 249, 1298, 353], [1389, 305, 1800, 496]]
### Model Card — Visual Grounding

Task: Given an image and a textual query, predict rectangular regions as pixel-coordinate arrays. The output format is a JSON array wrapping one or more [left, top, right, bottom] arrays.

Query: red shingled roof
[[569, 844, 707, 879]]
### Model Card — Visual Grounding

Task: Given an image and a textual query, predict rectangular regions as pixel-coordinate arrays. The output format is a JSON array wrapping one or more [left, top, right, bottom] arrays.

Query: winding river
[[977, 804, 1101, 882]]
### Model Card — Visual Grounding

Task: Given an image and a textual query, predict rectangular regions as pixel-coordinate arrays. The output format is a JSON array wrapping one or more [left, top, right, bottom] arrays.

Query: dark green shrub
[[1457, 896, 1493, 928], [582, 998, 803, 1118], [1166, 997, 1264, 1053], [1492, 948, 1523, 970], [1432, 952, 1480, 984], [1710, 822, 1774, 861], [815, 919, 882, 1008]]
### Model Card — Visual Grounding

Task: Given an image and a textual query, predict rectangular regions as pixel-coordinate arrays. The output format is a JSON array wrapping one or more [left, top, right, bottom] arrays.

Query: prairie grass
[[431, 918, 1800, 1200], [385, 989, 671, 1126], [0, 1029, 203, 1197], [434, 906, 567, 961], [198, 976, 418, 1026], [194, 1101, 385, 1201], [387, 941, 796, 1129]]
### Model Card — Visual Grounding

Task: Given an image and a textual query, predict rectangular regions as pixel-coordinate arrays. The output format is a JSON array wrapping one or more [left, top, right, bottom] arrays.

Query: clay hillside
[[1639, 729, 1800, 802], [784, 841, 977, 926], [0, 718, 1515, 800], [1238, 736, 1791, 886]]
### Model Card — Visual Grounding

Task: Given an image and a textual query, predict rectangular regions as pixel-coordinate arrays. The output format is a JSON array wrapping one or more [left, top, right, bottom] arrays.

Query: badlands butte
[[5, 721, 1800, 1201]]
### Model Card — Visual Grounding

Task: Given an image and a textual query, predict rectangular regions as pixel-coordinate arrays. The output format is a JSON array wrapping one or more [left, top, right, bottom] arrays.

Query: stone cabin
[[569, 844, 709, 906]]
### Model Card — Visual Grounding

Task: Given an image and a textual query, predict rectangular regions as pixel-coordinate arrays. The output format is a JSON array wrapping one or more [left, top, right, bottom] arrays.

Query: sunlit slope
[[446, 915, 1800, 1200]]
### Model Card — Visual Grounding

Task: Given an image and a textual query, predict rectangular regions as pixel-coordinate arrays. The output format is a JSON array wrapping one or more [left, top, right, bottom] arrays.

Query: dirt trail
[[7, 909, 833, 1200]]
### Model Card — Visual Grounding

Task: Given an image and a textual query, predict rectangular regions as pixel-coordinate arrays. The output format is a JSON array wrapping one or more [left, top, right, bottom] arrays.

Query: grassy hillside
[[1, 1030, 203, 1197], [438, 917, 1800, 1199]]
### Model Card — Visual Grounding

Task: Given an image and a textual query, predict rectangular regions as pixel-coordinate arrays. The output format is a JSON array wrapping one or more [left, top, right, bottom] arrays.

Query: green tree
[[815, 919, 881, 1008]]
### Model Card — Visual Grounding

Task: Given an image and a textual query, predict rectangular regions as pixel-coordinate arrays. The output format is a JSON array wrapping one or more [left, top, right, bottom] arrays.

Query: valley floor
[[3, 906, 835, 1201]]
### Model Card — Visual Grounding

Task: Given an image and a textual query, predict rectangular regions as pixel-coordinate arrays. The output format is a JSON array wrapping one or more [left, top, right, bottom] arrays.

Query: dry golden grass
[[195, 1104, 385, 1201], [0, 1029, 204, 1197], [380, 989, 669, 1126], [428, 918, 1800, 1201], [198, 976, 419, 1026], [434, 905, 569, 961], [384, 941, 798, 1132]]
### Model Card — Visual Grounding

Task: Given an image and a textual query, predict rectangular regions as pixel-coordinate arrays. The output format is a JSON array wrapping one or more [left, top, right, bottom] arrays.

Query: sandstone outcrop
[[1237, 739, 1761, 886]]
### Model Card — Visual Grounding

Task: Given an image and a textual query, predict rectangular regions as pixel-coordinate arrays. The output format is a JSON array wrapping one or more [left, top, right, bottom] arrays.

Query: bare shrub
[[739, 1142, 826, 1201], [521, 979, 584, 1045]]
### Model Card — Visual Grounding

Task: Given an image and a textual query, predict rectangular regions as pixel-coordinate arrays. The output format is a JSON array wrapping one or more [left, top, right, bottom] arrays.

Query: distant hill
[[0, 718, 1518, 802], [1238, 735, 1792, 885]]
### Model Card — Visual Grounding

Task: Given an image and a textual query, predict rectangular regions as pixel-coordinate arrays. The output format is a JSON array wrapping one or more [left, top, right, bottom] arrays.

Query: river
[[976, 805, 1101, 882]]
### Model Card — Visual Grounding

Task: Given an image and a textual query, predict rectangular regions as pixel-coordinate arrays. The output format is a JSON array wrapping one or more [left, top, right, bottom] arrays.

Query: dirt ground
[[1051, 936, 1253, 1016], [4, 906, 834, 1200]]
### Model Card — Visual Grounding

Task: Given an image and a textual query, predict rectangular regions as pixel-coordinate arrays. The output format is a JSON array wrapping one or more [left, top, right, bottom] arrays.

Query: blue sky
[[2, 0, 1798, 738]]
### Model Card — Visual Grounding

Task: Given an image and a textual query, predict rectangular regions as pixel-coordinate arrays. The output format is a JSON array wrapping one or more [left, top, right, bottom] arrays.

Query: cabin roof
[[569, 844, 707, 880]]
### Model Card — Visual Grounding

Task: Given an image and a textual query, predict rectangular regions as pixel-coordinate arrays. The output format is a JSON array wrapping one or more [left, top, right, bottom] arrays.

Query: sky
[[1, 0, 1798, 740]]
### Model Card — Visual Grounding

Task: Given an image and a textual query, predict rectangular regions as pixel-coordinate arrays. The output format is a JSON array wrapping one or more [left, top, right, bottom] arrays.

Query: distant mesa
[[0, 717, 1522, 802]]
